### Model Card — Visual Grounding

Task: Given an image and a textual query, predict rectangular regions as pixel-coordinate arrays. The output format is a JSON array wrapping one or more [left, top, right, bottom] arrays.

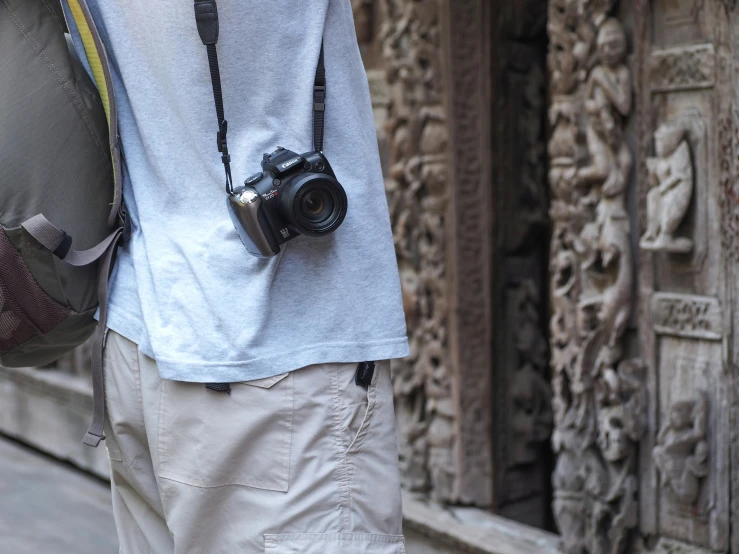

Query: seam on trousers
[[156, 376, 167, 475], [329, 363, 352, 531], [131, 335, 147, 450], [102, 334, 126, 464], [345, 369, 379, 513]]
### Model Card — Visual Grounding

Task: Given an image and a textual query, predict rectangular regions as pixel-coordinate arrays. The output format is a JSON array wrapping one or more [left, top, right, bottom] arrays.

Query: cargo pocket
[[157, 372, 293, 491], [264, 533, 405, 553], [0, 226, 69, 359]]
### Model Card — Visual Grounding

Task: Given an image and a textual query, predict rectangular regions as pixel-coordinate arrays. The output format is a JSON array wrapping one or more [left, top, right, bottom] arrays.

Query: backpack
[[0, 0, 122, 447]]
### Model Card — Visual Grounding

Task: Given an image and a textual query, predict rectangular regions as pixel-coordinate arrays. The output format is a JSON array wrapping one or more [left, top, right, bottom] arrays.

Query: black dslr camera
[[226, 147, 348, 257]]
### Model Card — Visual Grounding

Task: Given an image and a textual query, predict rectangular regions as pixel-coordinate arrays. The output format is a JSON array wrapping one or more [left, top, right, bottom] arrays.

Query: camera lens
[[302, 191, 330, 220], [284, 175, 347, 236]]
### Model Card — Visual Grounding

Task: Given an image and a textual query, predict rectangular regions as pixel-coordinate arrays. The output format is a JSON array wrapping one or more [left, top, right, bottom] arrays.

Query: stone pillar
[[547, 1, 646, 552]]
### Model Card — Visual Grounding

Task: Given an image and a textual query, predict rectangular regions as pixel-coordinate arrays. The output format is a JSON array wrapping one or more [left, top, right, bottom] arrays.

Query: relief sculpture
[[653, 393, 709, 509], [380, 0, 454, 500], [547, 2, 645, 552], [508, 280, 552, 467], [640, 120, 695, 253]]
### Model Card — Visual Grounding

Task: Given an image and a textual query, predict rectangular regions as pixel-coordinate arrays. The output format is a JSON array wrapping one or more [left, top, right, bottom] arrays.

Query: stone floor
[[0, 437, 118, 554]]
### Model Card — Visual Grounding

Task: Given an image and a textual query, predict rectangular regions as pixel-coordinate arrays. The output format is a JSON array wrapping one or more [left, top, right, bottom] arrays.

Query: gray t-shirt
[[62, 0, 409, 382]]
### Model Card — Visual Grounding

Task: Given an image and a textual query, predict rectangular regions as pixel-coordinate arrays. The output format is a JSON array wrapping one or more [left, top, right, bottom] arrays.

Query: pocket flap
[[239, 372, 289, 389]]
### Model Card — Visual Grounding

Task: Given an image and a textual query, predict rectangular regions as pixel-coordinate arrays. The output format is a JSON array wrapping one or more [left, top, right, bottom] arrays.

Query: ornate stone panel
[[378, 0, 455, 501], [443, 0, 495, 507], [637, 1, 732, 552], [653, 351, 729, 550], [546, 1, 645, 551], [650, 293, 722, 341], [649, 44, 716, 93]]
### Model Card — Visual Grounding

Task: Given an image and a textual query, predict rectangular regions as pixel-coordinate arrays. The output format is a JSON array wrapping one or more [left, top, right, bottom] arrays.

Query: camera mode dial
[[244, 172, 263, 186]]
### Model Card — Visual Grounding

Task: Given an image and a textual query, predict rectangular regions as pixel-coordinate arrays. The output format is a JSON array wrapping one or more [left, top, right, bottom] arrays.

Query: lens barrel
[[281, 173, 347, 236]]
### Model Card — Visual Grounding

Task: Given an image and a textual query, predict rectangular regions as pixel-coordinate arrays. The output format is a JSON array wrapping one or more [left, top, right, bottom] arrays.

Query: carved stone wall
[[373, 0, 553, 515], [378, 0, 457, 502], [635, 1, 733, 552], [547, 1, 646, 552]]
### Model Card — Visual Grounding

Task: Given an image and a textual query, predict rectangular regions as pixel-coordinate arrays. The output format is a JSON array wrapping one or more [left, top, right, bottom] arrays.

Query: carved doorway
[[488, 0, 552, 530], [443, 0, 554, 528], [356, 0, 553, 530]]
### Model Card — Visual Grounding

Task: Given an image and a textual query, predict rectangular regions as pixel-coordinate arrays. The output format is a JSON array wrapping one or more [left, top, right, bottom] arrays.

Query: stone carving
[[445, 0, 495, 506], [651, 293, 722, 341], [507, 280, 553, 467], [720, 0, 739, 13], [547, 2, 645, 551], [380, 0, 453, 501], [719, 112, 739, 262], [640, 120, 694, 253], [649, 44, 716, 93], [653, 393, 709, 508], [351, 0, 375, 44]]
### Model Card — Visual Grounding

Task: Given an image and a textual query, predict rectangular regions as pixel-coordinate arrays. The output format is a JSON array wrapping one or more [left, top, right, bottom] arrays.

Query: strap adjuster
[[53, 232, 73, 259], [216, 124, 228, 152], [314, 102, 325, 112]]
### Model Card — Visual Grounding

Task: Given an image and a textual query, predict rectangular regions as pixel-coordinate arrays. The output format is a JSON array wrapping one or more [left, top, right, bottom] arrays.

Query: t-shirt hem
[[103, 307, 155, 359], [105, 307, 410, 383], [155, 338, 410, 383]]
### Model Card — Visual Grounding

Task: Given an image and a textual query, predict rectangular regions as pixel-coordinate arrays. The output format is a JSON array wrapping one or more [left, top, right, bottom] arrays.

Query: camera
[[227, 147, 348, 257]]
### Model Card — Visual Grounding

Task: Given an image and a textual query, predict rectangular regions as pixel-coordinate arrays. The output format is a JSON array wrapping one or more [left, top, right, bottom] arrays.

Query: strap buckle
[[216, 120, 228, 152], [313, 85, 326, 112]]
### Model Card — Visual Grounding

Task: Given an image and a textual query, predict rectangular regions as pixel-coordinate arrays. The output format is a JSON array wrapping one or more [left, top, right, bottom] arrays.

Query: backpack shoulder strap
[[65, 0, 122, 228], [55, 1, 123, 448]]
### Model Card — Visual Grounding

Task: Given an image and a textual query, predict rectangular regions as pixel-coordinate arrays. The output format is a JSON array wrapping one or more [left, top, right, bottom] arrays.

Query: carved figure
[[653, 394, 709, 507], [577, 18, 632, 202], [548, 5, 643, 552], [640, 122, 694, 253]]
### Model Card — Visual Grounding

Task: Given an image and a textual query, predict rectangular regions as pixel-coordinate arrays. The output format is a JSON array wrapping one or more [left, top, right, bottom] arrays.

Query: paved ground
[[0, 437, 118, 554]]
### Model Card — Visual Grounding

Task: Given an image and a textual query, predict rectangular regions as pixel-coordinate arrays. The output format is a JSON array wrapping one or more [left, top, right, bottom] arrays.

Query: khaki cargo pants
[[102, 330, 405, 553]]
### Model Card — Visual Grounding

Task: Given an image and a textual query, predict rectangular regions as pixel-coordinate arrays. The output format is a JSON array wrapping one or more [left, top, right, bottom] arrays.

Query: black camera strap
[[194, 0, 326, 193]]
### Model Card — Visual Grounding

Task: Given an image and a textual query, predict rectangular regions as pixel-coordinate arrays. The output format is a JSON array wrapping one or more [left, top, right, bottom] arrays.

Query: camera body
[[227, 147, 348, 257]]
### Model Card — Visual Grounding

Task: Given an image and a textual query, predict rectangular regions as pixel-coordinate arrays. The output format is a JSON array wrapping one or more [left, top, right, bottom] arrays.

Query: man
[[61, 1, 410, 552]]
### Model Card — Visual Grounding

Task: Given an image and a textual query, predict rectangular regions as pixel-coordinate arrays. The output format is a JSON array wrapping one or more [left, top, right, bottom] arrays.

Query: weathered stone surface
[[0, 365, 109, 479], [402, 493, 562, 554], [635, 537, 720, 554], [638, 3, 733, 551]]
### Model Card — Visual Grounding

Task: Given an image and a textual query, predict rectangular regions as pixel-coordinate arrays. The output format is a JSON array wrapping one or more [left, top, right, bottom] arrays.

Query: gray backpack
[[0, 0, 122, 446]]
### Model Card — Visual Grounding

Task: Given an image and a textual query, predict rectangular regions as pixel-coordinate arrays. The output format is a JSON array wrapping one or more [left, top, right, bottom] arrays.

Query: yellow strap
[[66, 0, 120, 218], [66, 0, 110, 125]]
